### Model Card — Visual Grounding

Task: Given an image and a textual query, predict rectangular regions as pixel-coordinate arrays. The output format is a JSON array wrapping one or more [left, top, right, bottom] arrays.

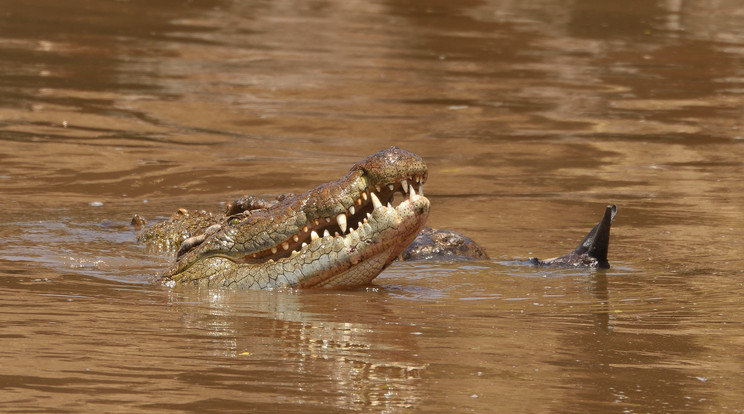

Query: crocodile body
[[137, 148, 617, 290]]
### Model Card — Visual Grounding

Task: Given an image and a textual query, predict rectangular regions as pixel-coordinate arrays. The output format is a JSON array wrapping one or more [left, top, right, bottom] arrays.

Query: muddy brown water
[[2, 1, 744, 412]]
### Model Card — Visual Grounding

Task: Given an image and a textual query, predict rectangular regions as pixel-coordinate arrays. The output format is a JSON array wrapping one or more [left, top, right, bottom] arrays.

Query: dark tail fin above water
[[531, 204, 618, 269], [573, 204, 617, 264]]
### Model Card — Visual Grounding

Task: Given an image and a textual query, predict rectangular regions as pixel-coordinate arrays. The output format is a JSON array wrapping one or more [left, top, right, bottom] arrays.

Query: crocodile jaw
[[166, 192, 429, 289], [160, 147, 430, 289]]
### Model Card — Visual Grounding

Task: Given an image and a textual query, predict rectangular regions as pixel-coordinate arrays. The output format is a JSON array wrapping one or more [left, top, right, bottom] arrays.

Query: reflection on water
[[167, 289, 426, 410], [2, 0, 744, 412]]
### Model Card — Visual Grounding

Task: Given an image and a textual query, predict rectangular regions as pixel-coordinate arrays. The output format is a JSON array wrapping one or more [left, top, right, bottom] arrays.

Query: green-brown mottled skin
[[153, 147, 430, 289]]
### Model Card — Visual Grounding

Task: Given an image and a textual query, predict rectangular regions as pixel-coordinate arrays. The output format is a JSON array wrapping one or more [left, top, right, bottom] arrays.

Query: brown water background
[[2, 0, 744, 412]]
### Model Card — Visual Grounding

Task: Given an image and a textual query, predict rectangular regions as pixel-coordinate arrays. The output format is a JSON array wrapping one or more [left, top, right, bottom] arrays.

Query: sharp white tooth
[[311, 231, 319, 241], [271, 247, 278, 254], [387, 202, 392, 208], [349, 205, 355, 215], [401, 179, 408, 193], [314, 219, 319, 226], [302, 225, 308, 232], [336, 213, 347, 233], [416, 176, 421, 183], [292, 250, 299, 256], [419, 184, 424, 196], [325, 217, 331, 223], [302, 242, 308, 248], [362, 192, 368, 201], [282, 242, 289, 250], [387, 184, 395, 191], [409, 184, 416, 199], [370, 192, 382, 209], [293, 235, 299, 242], [366, 212, 372, 220], [323, 229, 330, 237], [375, 185, 382, 193], [358, 221, 363, 229]]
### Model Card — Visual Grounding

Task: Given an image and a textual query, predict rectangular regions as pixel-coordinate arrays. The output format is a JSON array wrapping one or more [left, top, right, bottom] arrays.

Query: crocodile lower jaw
[[291, 194, 430, 288]]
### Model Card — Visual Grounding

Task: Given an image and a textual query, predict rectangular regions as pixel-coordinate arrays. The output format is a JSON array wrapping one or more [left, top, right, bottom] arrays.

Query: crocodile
[[136, 147, 617, 289], [148, 147, 430, 289]]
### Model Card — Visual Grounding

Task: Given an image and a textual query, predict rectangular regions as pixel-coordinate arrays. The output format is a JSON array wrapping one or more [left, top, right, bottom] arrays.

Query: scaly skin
[[401, 227, 489, 261], [158, 147, 430, 289], [138, 149, 618, 290]]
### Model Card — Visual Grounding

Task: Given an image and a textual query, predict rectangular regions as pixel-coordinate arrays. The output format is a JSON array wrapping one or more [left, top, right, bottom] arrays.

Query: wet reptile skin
[[157, 147, 430, 289], [138, 148, 617, 289]]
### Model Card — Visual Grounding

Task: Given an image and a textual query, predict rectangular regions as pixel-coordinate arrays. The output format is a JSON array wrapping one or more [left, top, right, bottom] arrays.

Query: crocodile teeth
[[349, 205, 355, 215], [401, 179, 408, 193], [323, 229, 331, 237], [387, 184, 395, 191], [282, 242, 289, 250], [409, 184, 417, 199], [370, 192, 382, 209], [362, 192, 368, 201], [367, 212, 372, 220], [419, 184, 424, 196], [387, 202, 392, 208], [311, 231, 320, 241], [293, 235, 299, 242], [271, 247, 278, 254], [337, 213, 347, 233], [375, 185, 382, 193]]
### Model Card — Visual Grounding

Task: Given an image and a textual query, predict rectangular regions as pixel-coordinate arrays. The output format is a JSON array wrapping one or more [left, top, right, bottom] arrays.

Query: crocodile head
[[161, 147, 430, 289]]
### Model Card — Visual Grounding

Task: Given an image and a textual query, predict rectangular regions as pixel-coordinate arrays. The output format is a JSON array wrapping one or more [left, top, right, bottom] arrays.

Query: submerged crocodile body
[[137, 147, 617, 289]]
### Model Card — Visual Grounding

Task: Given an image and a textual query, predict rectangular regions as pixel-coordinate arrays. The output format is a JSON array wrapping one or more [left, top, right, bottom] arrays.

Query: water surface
[[2, 0, 744, 412]]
